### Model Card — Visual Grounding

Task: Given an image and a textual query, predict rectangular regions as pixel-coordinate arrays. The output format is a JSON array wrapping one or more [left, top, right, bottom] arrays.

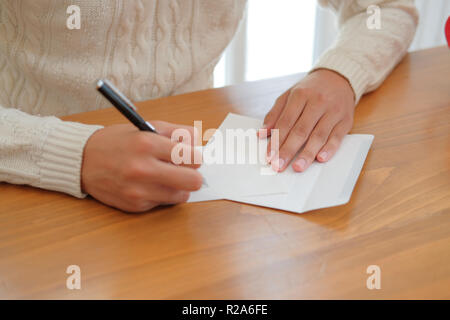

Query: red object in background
[[446, 16, 450, 47]]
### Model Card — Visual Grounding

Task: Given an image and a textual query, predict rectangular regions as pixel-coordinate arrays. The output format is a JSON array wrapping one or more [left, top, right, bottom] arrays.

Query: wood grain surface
[[0, 46, 449, 299]]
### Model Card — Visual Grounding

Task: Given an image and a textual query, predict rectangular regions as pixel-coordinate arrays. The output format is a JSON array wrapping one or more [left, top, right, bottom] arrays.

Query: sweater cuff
[[38, 121, 103, 198], [311, 50, 372, 104]]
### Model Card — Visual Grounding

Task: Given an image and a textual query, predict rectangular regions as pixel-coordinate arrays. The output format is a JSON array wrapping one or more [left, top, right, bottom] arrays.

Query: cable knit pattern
[[0, 0, 417, 198], [314, 0, 418, 103], [0, 108, 102, 197]]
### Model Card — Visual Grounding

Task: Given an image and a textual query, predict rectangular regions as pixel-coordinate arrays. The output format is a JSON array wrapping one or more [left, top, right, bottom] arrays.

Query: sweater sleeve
[[0, 105, 103, 198], [312, 0, 419, 103]]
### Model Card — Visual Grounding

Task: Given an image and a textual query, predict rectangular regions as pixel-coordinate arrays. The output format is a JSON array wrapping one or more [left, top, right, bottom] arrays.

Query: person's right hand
[[81, 121, 203, 212]]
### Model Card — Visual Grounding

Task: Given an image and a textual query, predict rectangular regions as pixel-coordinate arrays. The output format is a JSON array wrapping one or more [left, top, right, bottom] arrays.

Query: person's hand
[[81, 121, 203, 212], [259, 69, 356, 172]]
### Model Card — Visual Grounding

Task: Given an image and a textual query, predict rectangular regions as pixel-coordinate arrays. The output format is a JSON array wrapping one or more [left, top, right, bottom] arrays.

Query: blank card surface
[[192, 113, 290, 199]]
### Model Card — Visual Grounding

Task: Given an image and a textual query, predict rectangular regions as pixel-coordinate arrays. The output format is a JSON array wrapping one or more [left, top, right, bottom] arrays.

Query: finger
[[93, 191, 158, 213], [137, 133, 201, 168], [119, 200, 158, 213], [273, 87, 308, 146], [120, 183, 190, 212], [267, 87, 308, 158], [259, 90, 290, 139], [121, 184, 190, 212], [272, 105, 338, 171], [119, 164, 195, 210], [291, 116, 340, 172], [316, 120, 352, 163], [138, 184, 191, 205], [152, 121, 197, 145], [170, 143, 202, 168], [151, 160, 203, 191], [270, 100, 325, 171]]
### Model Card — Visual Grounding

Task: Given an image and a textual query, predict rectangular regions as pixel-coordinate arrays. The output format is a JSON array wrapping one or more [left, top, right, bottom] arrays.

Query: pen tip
[[96, 79, 104, 89]]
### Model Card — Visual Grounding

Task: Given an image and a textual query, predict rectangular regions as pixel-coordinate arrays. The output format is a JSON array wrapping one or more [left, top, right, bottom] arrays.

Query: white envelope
[[189, 113, 374, 214], [227, 134, 374, 213]]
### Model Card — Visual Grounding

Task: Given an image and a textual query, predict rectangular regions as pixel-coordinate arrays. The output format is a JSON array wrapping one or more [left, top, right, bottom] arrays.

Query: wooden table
[[0, 47, 449, 299]]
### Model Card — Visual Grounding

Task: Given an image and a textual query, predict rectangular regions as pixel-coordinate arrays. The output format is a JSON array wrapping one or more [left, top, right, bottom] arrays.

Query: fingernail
[[294, 158, 306, 171], [271, 158, 285, 172], [318, 151, 328, 161], [181, 191, 190, 203], [258, 124, 268, 139], [266, 150, 275, 163]]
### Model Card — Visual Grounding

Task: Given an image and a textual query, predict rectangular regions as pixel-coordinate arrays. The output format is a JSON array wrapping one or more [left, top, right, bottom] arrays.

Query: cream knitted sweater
[[0, 0, 418, 198]]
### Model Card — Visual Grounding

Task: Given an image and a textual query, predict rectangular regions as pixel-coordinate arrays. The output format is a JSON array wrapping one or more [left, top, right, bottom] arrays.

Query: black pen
[[96, 79, 158, 133]]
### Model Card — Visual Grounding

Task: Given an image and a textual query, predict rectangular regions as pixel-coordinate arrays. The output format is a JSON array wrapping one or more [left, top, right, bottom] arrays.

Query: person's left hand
[[259, 69, 356, 173]]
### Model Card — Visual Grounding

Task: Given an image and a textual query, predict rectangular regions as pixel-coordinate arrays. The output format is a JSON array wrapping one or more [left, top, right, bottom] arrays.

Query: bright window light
[[214, 1, 317, 87], [246, 0, 316, 81]]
